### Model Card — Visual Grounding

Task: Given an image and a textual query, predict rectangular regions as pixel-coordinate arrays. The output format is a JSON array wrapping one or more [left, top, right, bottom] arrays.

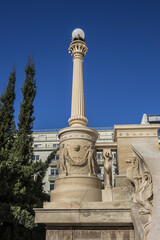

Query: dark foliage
[[0, 56, 55, 240]]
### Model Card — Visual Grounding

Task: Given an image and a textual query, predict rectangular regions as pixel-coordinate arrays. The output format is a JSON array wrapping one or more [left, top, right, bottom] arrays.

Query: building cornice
[[113, 124, 160, 141]]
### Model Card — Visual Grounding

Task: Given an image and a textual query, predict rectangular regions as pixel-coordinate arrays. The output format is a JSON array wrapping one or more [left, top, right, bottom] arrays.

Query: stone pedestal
[[45, 229, 134, 240], [35, 202, 134, 240], [102, 188, 113, 202], [50, 126, 102, 203], [51, 175, 102, 202]]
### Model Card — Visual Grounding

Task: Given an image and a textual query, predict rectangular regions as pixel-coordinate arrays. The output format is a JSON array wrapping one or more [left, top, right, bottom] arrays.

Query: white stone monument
[[35, 29, 134, 240], [35, 29, 160, 240], [50, 29, 102, 203]]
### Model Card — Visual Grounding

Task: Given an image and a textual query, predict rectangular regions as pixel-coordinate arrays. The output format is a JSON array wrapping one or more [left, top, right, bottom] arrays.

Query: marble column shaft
[[68, 40, 88, 126]]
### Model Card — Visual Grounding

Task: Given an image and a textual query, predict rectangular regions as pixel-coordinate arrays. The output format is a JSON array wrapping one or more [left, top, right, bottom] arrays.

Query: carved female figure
[[85, 143, 97, 176], [59, 144, 68, 175], [102, 150, 113, 188]]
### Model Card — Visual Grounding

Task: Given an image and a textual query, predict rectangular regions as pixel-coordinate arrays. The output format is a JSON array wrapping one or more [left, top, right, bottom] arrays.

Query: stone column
[[68, 40, 88, 127], [49, 30, 102, 203]]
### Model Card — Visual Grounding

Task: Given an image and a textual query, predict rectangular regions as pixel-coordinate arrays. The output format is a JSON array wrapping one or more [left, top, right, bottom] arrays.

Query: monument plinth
[[50, 29, 102, 203]]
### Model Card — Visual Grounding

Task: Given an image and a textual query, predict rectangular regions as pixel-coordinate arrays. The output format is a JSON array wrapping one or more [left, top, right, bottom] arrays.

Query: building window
[[53, 144, 60, 148], [33, 155, 39, 161], [34, 144, 42, 148], [55, 155, 59, 160], [51, 169, 55, 175], [51, 168, 59, 175], [113, 152, 117, 159], [97, 153, 102, 159], [50, 184, 54, 191]]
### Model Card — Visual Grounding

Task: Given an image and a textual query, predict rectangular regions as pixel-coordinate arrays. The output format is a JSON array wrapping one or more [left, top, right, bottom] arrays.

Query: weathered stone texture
[[46, 230, 73, 240], [114, 125, 159, 175], [46, 229, 134, 240], [131, 144, 160, 240]]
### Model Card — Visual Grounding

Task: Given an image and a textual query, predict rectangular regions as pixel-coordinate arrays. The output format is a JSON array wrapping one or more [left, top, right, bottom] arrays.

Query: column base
[[51, 174, 102, 202], [68, 116, 88, 126]]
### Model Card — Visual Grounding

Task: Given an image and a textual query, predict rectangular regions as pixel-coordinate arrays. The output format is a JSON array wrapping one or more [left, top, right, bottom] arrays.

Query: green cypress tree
[[0, 68, 16, 150], [0, 68, 17, 238], [16, 54, 36, 164], [0, 68, 16, 201], [9, 55, 50, 240], [0, 56, 54, 240], [13, 54, 49, 203]]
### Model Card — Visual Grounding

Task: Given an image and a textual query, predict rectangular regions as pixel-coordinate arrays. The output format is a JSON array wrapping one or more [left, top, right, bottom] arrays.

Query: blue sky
[[0, 0, 160, 129]]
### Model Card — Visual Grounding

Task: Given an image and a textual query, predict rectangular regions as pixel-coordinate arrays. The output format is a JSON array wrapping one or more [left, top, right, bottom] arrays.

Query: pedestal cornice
[[113, 124, 160, 142], [58, 126, 98, 143]]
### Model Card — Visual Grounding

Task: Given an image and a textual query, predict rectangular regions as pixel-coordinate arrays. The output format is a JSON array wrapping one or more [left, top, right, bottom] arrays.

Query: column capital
[[69, 40, 88, 59]]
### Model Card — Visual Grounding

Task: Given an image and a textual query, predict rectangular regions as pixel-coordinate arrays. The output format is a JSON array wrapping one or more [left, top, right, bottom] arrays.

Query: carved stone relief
[[60, 132, 97, 142], [58, 144, 68, 175], [58, 143, 98, 176], [102, 150, 113, 188], [117, 132, 157, 138], [84, 143, 99, 176], [126, 155, 153, 240]]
